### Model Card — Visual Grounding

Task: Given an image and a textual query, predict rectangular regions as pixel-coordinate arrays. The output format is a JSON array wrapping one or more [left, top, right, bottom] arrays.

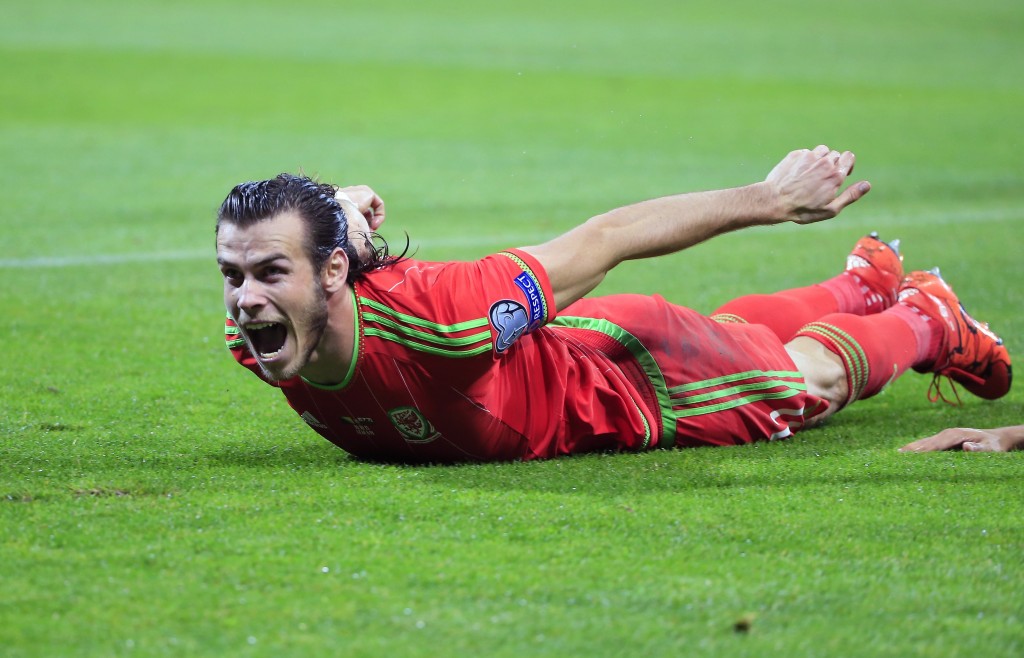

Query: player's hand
[[765, 145, 871, 225], [899, 426, 1024, 453], [337, 184, 386, 231]]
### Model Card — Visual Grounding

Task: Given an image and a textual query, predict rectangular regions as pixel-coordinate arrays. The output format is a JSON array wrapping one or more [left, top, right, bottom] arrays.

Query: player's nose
[[237, 278, 267, 314]]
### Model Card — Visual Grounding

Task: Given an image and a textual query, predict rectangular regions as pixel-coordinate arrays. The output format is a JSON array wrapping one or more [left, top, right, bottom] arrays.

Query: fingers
[[810, 145, 844, 165], [899, 438, 936, 453], [367, 192, 386, 231], [825, 180, 871, 215], [815, 147, 865, 216], [337, 185, 387, 231], [768, 145, 868, 225], [961, 436, 1014, 451], [899, 427, 1005, 453], [899, 428, 969, 452], [837, 150, 855, 177], [801, 146, 855, 184]]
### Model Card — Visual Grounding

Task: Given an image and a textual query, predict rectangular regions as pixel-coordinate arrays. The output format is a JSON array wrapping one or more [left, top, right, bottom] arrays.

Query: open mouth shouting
[[245, 321, 289, 360]]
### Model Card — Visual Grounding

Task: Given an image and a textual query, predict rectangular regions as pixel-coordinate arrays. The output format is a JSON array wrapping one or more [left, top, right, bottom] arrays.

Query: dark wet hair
[[216, 173, 404, 282]]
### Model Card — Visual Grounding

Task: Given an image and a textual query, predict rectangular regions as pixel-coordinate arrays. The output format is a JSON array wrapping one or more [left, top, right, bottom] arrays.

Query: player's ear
[[321, 247, 349, 293]]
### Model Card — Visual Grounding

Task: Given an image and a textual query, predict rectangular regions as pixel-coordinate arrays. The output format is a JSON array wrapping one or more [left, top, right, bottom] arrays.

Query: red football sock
[[712, 272, 871, 342], [794, 304, 944, 407]]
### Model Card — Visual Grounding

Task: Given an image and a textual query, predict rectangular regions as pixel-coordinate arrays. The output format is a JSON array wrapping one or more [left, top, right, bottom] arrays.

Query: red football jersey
[[226, 249, 655, 462]]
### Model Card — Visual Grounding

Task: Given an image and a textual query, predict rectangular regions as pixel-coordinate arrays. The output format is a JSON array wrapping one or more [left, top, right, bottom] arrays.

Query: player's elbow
[[578, 213, 631, 270]]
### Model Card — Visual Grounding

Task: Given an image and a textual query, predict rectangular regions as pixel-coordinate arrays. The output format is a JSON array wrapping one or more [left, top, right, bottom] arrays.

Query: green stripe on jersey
[[670, 370, 807, 419], [669, 369, 803, 396], [358, 294, 493, 358], [363, 327, 493, 358], [360, 297, 488, 333], [363, 312, 491, 348], [672, 377, 807, 407], [673, 387, 806, 418], [224, 315, 244, 348]]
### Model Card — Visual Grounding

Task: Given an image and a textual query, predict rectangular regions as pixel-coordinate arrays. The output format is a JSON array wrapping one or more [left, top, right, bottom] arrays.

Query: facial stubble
[[256, 283, 329, 383]]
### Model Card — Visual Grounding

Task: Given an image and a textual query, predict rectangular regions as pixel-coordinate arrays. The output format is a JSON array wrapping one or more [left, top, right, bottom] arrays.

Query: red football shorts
[[561, 294, 829, 448]]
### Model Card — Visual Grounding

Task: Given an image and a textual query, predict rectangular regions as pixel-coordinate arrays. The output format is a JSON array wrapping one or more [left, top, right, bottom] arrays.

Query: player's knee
[[786, 337, 850, 411], [804, 357, 849, 410]]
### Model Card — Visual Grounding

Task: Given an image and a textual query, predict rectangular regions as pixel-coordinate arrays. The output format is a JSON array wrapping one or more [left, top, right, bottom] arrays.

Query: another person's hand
[[765, 145, 870, 225], [899, 425, 1024, 453]]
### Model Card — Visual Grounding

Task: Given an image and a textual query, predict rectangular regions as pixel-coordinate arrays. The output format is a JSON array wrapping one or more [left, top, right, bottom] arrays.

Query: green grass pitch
[[2, 0, 1022, 655]]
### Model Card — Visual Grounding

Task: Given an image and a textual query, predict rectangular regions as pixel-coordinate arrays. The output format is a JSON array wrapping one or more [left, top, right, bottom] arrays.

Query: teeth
[[259, 348, 283, 359], [248, 322, 276, 330]]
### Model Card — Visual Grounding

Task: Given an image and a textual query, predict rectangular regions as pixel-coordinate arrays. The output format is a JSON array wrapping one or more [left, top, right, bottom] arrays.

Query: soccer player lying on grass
[[901, 425, 1024, 452], [215, 145, 1012, 463]]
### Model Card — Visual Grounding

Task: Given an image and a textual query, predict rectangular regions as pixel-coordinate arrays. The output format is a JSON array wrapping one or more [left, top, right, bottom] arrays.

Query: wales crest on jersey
[[387, 407, 441, 443]]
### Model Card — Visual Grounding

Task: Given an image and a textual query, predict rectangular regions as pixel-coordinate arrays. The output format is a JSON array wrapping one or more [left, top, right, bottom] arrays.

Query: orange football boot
[[845, 232, 904, 314], [898, 268, 1012, 401]]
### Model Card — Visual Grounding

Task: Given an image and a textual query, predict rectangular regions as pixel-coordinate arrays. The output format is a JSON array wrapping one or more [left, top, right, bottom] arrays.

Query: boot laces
[[927, 374, 964, 406]]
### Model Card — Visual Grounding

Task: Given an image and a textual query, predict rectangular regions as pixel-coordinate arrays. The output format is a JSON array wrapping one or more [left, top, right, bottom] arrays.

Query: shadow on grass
[[416, 447, 1022, 497], [202, 440, 354, 469], [197, 427, 1020, 500], [191, 391, 1022, 497]]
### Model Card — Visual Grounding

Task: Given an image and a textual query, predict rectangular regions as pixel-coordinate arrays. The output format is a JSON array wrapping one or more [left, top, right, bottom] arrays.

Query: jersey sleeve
[[460, 248, 556, 354], [358, 248, 557, 357], [492, 248, 556, 334]]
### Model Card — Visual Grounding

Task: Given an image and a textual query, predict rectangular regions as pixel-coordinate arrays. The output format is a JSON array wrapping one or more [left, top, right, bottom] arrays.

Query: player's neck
[[298, 283, 357, 387]]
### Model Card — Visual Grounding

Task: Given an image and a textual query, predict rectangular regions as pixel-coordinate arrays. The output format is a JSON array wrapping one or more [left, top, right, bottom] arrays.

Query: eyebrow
[[217, 253, 290, 268]]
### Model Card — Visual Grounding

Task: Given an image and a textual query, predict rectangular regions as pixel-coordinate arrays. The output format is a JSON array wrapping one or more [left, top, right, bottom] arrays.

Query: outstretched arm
[[520, 145, 870, 310], [899, 425, 1024, 453]]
